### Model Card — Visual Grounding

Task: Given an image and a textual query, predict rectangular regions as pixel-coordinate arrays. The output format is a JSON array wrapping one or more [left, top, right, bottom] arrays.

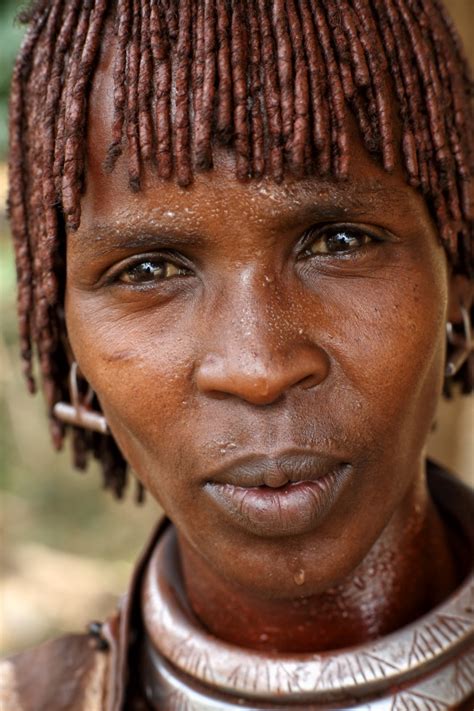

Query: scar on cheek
[[103, 349, 140, 363]]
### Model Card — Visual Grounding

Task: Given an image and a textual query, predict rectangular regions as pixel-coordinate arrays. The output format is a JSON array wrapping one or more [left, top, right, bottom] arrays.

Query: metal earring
[[53, 362, 110, 435], [445, 304, 473, 377]]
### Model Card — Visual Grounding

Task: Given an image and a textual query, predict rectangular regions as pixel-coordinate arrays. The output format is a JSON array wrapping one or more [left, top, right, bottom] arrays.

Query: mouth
[[203, 451, 352, 537]]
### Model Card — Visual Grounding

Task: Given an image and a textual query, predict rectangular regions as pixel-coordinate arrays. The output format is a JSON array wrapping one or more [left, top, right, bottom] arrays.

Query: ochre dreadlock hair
[[8, 0, 473, 498]]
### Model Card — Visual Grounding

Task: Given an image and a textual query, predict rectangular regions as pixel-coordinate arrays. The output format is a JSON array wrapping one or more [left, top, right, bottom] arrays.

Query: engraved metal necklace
[[140, 475, 474, 710]]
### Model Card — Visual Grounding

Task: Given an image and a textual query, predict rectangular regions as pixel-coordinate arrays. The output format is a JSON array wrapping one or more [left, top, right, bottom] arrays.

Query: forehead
[[77, 20, 433, 239]]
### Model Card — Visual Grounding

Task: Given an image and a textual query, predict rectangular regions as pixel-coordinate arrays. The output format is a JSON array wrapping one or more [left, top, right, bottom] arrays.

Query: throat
[[174, 500, 459, 654]]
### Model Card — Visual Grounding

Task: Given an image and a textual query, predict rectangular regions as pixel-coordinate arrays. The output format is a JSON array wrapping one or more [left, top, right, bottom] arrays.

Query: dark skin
[[65, 39, 470, 653]]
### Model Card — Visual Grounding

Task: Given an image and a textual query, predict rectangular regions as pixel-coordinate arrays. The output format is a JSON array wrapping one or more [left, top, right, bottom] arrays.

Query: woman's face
[[65, 54, 451, 599]]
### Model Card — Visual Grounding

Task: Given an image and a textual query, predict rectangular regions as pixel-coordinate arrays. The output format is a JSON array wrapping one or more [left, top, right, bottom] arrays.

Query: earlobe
[[445, 274, 473, 379], [447, 274, 473, 323], [445, 306, 472, 377], [61, 324, 76, 367]]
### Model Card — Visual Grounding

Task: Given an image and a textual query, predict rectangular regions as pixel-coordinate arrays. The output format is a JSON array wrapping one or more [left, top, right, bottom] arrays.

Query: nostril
[[299, 373, 323, 390]]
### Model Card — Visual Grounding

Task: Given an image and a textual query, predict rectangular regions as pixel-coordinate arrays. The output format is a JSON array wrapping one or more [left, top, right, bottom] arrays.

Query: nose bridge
[[195, 269, 329, 405], [214, 264, 291, 361], [233, 268, 281, 347]]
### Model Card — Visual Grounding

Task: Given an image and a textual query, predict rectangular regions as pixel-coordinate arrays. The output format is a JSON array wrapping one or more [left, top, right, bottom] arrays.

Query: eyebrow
[[71, 183, 412, 256], [273, 184, 410, 231], [70, 222, 209, 258]]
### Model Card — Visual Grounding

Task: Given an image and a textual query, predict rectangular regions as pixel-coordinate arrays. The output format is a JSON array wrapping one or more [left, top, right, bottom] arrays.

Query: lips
[[205, 451, 345, 487], [203, 451, 352, 537]]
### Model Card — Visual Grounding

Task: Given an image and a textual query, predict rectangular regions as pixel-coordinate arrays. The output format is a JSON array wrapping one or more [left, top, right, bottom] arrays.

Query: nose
[[195, 293, 329, 405], [195, 345, 329, 405]]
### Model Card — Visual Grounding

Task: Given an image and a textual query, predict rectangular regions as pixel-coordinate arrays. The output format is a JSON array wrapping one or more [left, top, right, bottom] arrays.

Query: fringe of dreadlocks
[[191, 0, 204, 155], [8, 8, 50, 394], [104, 0, 130, 173], [322, 0, 375, 157], [9, 0, 474, 497], [64, 1, 109, 228], [175, 0, 193, 186], [273, 0, 294, 161], [41, 0, 81, 302], [299, 0, 331, 174], [138, 0, 154, 164], [215, 0, 232, 141], [150, 1, 172, 178], [194, 0, 216, 170], [310, 0, 350, 177], [371, 0, 419, 186], [124, 0, 142, 190], [285, 0, 310, 176], [351, 0, 395, 171], [231, 0, 250, 179], [247, 0, 265, 176], [256, 0, 284, 181], [389, 0, 471, 259], [34, 0, 69, 450], [414, 0, 461, 224]]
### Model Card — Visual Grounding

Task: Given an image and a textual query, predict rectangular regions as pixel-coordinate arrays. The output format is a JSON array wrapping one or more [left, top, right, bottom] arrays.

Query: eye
[[304, 226, 375, 256], [118, 259, 189, 284]]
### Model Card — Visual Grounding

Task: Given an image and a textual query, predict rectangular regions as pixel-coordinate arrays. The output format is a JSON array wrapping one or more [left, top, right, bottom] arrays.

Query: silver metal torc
[[141, 523, 474, 710], [142, 641, 474, 710]]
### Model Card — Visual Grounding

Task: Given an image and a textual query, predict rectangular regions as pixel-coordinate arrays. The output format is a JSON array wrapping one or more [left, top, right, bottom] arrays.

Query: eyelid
[[299, 222, 396, 251], [103, 251, 191, 281]]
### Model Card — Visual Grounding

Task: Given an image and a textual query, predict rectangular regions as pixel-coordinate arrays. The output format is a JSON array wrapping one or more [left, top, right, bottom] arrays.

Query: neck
[[177, 476, 458, 653]]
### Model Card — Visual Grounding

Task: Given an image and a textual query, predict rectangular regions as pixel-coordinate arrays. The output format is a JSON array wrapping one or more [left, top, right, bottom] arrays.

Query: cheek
[[326, 258, 448, 449], [65, 292, 196, 484]]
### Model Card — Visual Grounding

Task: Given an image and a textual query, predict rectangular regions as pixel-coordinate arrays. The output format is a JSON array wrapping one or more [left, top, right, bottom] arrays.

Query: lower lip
[[205, 466, 351, 537]]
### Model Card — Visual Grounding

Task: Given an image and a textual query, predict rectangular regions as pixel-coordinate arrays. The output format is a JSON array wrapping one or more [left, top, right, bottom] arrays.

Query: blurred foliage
[[0, 0, 28, 159]]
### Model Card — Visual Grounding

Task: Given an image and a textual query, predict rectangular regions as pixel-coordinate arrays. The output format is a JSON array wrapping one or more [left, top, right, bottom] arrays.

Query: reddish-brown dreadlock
[[8, 0, 473, 498]]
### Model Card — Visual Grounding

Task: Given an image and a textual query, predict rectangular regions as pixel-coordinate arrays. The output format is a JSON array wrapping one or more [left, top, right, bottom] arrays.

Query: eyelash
[[106, 252, 191, 287], [300, 224, 382, 259], [108, 224, 383, 287]]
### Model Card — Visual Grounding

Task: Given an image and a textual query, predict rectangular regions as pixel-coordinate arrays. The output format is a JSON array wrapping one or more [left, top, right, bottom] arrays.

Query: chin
[[194, 514, 381, 602]]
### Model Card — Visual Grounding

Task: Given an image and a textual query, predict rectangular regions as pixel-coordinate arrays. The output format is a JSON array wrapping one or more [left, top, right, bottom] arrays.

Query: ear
[[447, 274, 473, 324], [61, 327, 76, 366]]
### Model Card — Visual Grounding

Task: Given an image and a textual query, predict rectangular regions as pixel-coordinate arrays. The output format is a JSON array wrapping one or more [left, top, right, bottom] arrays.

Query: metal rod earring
[[445, 305, 473, 377], [53, 362, 110, 435]]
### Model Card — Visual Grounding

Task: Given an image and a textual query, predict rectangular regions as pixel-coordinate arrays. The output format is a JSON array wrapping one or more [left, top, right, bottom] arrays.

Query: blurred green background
[[0, 1, 26, 158], [0, 0, 472, 657]]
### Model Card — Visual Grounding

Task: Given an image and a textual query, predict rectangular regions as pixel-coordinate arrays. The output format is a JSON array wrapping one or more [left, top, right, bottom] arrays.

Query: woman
[[2, 0, 473, 709]]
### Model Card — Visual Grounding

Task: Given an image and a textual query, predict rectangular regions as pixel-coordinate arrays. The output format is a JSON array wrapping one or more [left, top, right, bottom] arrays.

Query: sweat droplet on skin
[[294, 569, 305, 586], [219, 442, 238, 455]]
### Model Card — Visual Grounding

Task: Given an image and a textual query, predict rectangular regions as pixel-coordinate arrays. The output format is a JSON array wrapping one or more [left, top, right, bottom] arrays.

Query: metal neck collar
[[140, 470, 474, 709]]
